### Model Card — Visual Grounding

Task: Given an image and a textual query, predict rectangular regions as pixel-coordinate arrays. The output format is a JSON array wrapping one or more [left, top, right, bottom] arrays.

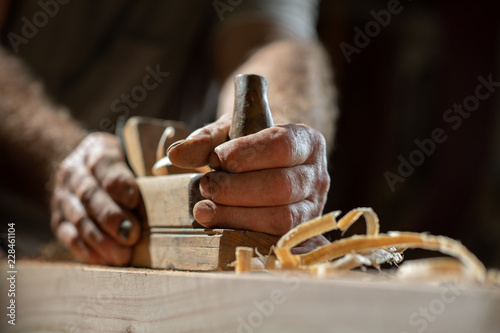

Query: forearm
[[217, 39, 337, 150], [0, 47, 86, 204]]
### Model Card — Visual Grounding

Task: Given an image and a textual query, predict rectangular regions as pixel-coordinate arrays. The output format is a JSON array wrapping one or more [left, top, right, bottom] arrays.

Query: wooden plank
[[131, 229, 280, 271], [2, 261, 499, 333]]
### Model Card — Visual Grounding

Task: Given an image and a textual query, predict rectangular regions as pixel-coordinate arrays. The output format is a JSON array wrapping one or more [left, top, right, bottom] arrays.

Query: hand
[[51, 132, 141, 265], [167, 114, 331, 236]]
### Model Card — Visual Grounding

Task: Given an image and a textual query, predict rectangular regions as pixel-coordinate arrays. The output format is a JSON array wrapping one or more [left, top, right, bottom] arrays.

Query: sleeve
[[222, 0, 319, 40]]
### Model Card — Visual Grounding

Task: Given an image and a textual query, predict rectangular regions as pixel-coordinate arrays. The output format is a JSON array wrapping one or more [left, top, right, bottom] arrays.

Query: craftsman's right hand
[[50, 132, 141, 266], [167, 114, 331, 238]]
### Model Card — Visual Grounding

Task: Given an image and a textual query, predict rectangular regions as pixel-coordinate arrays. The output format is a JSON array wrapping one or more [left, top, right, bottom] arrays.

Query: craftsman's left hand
[[167, 114, 331, 238]]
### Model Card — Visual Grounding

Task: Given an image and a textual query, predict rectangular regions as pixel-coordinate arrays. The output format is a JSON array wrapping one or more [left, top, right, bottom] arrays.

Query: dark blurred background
[[320, 0, 500, 267], [1, 0, 499, 267]]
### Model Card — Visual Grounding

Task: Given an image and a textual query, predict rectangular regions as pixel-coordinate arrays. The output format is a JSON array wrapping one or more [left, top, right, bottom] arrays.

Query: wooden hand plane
[[121, 74, 280, 271]]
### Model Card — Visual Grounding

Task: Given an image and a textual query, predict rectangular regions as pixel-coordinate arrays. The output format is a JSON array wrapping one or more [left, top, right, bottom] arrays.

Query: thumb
[[167, 114, 231, 168]]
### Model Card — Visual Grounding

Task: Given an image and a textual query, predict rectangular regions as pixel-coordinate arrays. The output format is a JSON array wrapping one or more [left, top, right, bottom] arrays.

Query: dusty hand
[[51, 132, 141, 265], [168, 114, 331, 236]]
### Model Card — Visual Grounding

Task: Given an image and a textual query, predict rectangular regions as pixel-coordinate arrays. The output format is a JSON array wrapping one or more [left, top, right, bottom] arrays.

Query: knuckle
[[83, 134, 120, 171], [309, 129, 327, 159], [273, 171, 295, 202], [77, 180, 99, 206], [271, 127, 296, 161], [273, 206, 296, 235], [309, 157, 330, 198], [102, 173, 123, 192], [98, 206, 124, 228], [318, 169, 330, 196], [301, 200, 320, 223], [225, 159, 242, 173], [58, 166, 70, 184], [314, 130, 327, 151], [217, 143, 244, 173], [307, 168, 329, 215], [68, 209, 87, 229], [50, 214, 60, 232], [296, 124, 326, 159], [50, 190, 64, 231], [210, 173, 231, 201], [86, 151, 106, 174], [191, 126, 213, 140], [68, 235, 80, 249], [50, 189, 61, 209], [85, 132, 112, 149], [57, 159, 77, 185], [68, 237, 86, 258], [80, 222, 104, 245]]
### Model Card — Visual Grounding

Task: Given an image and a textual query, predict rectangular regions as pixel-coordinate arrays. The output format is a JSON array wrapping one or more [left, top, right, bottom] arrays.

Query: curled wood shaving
[[276, 211, 340, 250], [300, 233, 485, 282], [396, 258, 469, 282], [321, 254, 367, 272], [236, 208, 495, 285], [276, 208, 380, 267], [487, 270, 500, 286], [337, 207, 380, 237]]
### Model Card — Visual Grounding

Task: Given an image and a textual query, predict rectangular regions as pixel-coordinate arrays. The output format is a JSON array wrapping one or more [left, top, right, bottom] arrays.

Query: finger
[[193, 199, 321, 235], [167, 113, 232, 168], [69, 166, 141, 246], [58, 190, 132, 266], [50, 190, 63, 232], [209, 124, 326, 173], [55, 221, 104, 265], [85, 133, 139, 209], [92, 159, 139, 210], [199, 166, 315, 207]]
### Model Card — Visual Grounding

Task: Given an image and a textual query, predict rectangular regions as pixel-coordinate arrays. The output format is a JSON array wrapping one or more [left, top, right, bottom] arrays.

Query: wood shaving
[[235, 207, 497, 285], [396, 258, 469, 282], [234, 247, 253, 273]]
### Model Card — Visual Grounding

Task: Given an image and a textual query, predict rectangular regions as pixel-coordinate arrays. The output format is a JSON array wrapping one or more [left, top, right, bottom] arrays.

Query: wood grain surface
[[1, 261, 499, 333], [132, 228, 280, 271]]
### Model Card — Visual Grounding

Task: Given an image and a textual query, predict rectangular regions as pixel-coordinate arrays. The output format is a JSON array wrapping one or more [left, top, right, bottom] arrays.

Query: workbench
[[2, 260, 499, 332]]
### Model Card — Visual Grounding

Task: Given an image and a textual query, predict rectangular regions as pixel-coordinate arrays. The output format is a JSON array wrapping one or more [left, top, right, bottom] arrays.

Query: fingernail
[[208, 151, 222, 170], [194, 201, 215, 224], [120, 187, 136, 207], [199, 175, 212, 199], [166, 140, 185, 156], [117, 220, 133, 242]]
